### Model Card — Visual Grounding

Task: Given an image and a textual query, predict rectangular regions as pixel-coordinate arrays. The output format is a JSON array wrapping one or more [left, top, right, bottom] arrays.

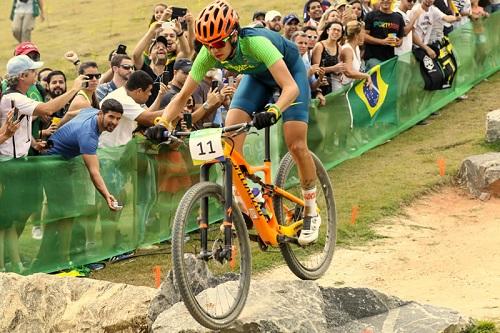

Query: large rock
[[486, 109, 500, 143], [148, 254, 239, 326], [0, 272, 156, 333], [151, 281, 470, 333], [457, 153, 500, 198]]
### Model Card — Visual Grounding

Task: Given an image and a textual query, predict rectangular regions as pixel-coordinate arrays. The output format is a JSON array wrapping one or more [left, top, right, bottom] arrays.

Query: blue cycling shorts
[[229, 58, 310, 123]]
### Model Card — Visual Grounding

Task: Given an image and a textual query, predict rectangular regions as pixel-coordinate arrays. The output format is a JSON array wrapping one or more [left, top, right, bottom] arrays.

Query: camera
[[116, 44, 127, 55], [171, 7, 187, 20], [183, 112, 192, 129], [211, 80, 220, 92]]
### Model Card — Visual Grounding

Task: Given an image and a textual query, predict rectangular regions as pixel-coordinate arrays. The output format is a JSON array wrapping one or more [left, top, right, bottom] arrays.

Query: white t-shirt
[[394, 8, 413, 55], [15, 0, 34, 14], [99, 87, 145, 148], [341, 43, 362, 86], [409, 4, 446, 46], [0, 92, 40, 158]]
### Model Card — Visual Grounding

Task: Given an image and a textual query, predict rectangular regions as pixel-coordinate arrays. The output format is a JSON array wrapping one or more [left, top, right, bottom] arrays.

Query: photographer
[[132, 18, 191, 107]]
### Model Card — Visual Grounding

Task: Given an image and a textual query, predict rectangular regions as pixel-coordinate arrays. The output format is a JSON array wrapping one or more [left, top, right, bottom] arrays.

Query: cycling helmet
[[195, 1, 239, 45]]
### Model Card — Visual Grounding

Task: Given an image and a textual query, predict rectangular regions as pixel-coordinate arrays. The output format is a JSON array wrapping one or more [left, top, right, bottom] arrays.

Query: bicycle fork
[[198, 160, 234, 264]]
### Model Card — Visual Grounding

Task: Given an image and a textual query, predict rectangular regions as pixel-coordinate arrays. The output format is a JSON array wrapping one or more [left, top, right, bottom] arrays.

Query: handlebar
[[159, 122, 254, 142]]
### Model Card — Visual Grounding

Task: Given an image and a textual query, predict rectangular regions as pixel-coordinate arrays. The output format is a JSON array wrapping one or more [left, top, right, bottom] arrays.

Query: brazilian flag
[[347, 58, 398, 128]]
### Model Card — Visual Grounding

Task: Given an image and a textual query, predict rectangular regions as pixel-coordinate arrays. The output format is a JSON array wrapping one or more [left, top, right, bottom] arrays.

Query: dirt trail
[[258, 187, 500, 321]]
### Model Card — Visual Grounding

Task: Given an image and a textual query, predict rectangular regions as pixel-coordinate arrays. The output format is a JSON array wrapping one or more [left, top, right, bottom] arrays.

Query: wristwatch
[[202, 102, 210, 111]]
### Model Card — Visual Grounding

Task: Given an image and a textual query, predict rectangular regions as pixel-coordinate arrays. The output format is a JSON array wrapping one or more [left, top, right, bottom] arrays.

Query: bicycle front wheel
[[171, 181, 251, 330], [273, 152, 337, 280]]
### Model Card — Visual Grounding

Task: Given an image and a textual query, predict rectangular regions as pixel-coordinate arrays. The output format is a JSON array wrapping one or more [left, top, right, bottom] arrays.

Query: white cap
[[7, 55, 43, 76], [265, 10, 282, 22]]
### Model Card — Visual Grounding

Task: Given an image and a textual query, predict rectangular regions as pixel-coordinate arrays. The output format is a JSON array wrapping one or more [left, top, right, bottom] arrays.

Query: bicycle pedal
[[277, 235, 300, 246]]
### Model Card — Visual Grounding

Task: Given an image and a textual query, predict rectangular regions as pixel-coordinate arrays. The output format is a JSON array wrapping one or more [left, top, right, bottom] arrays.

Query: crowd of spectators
[[0, 0, 496, 273]]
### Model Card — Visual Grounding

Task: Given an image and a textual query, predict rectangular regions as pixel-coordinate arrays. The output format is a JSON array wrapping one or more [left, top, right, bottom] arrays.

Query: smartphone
[[45, 139, 54, 149], [11, 100, 19, 122], [171, 7, 187, 20], [162, 21, 175, 30], [228, 76, 235, 87], [211, 80, 219, 92], [183, 112, 192, 129], [112, 201, 123, 211], [82, 80, 89, 89], [116, 44, 127, 55]]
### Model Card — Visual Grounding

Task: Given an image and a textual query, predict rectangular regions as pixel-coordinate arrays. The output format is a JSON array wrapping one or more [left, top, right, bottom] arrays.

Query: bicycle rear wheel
[[273, 152, 336, 280], [171, 181, 251, 330]]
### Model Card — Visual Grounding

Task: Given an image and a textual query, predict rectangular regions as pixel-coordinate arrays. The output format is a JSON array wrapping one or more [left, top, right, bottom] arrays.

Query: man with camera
[[132, 17, 191, 107]]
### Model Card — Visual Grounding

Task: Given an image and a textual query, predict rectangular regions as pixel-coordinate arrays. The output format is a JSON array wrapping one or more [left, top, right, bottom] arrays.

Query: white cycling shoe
[[298, 215, 322, 246]]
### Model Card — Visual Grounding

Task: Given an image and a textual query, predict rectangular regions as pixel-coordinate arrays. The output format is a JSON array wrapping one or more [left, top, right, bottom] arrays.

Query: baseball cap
[[252, 10, 266, 21], [335, 0, 349, 10], [14, 42, 40, 56], [283, 14, 300, 25], [173, 58, 192, 72], [149, 36, 169, 51], [265, 10, 282, 22], [7, 55, 44, 76]]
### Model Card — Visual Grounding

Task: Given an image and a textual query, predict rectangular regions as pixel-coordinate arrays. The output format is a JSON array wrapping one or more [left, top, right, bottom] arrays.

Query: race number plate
[[189, 128, 224, 165]]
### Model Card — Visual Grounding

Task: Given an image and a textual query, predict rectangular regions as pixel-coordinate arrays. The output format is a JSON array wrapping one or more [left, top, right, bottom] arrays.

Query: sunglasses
[[85, 73, 102, 80], [204, 30, 236, 49], [120, 64, 134, 70], [307, 35, 318, 40]]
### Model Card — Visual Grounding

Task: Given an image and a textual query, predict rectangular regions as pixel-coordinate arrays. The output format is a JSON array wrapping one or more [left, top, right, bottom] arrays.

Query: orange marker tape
[[351, 205, 359, 225], [437, 158, 446, 177], [153, 265, 161, 288]]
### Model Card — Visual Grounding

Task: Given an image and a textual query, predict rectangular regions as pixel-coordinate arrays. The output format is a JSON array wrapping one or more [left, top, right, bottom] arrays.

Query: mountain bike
[[153, 122, 336, 330]]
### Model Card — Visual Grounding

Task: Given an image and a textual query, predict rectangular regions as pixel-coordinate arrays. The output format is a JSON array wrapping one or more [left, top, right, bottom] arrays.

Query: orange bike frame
[[223, 143, 304, 247]]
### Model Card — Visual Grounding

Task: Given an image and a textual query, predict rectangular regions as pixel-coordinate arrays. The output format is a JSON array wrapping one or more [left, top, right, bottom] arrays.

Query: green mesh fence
[[0, 14, 498, 274]]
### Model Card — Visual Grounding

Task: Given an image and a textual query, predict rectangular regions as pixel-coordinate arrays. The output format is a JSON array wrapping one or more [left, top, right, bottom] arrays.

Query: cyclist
[[150, 0, 320, 245]]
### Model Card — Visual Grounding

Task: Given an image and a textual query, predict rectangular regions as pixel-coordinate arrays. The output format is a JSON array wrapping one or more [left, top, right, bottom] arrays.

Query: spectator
[[37, 67, 52, 92], [96, 54, 134, 102], [452, 0, 472, 27], [160, 58, 193, 108], [312, 21, 346, 95], [10, 0, 45, 43], [251, 10, 266, 27], [132, 22, 190, 106], [149, 3, 169, 25], [395, 0, 422, 57], [318, 8, 341, 34], [46, 99, 123, 210], [0, 55, 85, 158], [44, 70, 68, 133], [292, 31, 325, 105], [410, 0, 460, 58], [282, 14, 301, 40], [67, 61, 100, 113], [434, 0, 455, 35], [305, 0, 325, 27], [302, 26, 320, 62], [363, 0, 406, 70], [191, 68, 234, 129], [350, 0, 365, 20], [341, 21, 373, 86], [265, 10, 283, 32], [99, 70, 166, 147]]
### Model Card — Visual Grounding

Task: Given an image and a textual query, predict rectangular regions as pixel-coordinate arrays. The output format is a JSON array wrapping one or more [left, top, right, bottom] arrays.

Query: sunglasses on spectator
[[85, 73, 102, 80], [307, 35, 318, 40], [204, 30, 236, 49], [120, 64, 134, 70]]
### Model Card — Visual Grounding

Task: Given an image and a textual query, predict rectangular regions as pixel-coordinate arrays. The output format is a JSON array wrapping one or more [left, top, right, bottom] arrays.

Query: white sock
[[302, 187, 317, 217]]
